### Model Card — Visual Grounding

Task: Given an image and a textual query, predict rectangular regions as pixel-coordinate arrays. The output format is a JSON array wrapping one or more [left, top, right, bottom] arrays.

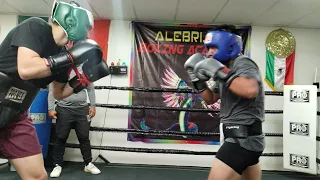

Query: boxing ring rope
[[94, 86, 285, 96], [95, 103, 283, 114], [60, 143, 283, 157], [89, 127, 283, 137], [49, 86, 320, 164], [94, 85, 320, 98]]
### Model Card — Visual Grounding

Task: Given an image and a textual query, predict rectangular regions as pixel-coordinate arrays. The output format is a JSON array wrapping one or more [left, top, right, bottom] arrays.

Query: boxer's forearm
[[47, 84, 56, 111], [57, 84, 73, 100], [228, 77, 258, 99], [18, 56, 52, 80], [200, 88, 219, 105], [87, 83, 96, 107], [52, 81, 74, 100]]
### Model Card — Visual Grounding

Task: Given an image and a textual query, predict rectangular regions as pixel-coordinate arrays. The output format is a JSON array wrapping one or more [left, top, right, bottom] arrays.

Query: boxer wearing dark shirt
[[0, 1, 109, 179]]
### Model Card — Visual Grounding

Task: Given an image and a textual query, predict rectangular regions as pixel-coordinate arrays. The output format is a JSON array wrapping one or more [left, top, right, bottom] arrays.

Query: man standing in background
[[48, 78, 101, 178]]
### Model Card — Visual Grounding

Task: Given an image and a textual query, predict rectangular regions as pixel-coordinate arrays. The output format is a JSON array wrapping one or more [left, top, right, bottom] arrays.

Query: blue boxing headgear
[[204, 30, 242, 63]]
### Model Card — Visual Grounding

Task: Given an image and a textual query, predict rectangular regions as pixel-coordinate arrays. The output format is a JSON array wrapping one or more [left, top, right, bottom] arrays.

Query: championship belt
[[0, 72, 40, 128]]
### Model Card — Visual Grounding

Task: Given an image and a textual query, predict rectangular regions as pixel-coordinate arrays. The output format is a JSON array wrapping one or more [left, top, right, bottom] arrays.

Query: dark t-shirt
[[0, 17, 68, 88], [219, 55, 265, 152]]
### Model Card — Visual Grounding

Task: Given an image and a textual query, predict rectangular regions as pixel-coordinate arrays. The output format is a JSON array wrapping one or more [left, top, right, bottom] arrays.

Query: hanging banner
[[128, 22, 252, 144]]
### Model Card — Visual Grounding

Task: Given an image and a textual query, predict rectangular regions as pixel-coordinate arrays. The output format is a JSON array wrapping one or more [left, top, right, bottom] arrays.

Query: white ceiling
[[1, 0, 320, 28]]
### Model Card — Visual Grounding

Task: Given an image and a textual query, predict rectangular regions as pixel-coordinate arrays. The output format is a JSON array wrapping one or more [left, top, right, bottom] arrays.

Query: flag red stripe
[[284, 51, 295, 85], [88, 19, 111, 61]]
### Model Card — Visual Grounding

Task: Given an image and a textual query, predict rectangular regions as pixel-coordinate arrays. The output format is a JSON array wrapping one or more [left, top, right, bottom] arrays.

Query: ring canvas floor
[[0, 162, 319, 180]]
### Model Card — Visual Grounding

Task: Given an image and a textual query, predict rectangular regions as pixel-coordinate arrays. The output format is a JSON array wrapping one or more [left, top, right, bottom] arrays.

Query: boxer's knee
[[10, 154, 47, 180], [18, 169, 48, 180], [32, 169, 48, 180], [27, 169, 48, 180]]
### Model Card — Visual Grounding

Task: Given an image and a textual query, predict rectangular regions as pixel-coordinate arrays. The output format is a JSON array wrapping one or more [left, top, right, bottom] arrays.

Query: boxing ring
[[44, 85, 320, 178]]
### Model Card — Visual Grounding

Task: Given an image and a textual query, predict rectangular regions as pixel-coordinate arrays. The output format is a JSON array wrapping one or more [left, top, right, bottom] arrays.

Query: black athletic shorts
[[215, 141, 262, 175]]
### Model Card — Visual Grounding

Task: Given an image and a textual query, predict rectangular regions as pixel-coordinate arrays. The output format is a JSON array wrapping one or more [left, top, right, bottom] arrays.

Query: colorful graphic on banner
[[129, 22, 251, 144]]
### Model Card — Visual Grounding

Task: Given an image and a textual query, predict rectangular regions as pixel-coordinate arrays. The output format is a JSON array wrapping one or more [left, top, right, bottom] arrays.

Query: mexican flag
[[265, 49, 295, 91]]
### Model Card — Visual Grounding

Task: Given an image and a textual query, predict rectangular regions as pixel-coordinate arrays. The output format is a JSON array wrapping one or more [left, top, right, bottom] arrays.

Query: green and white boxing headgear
[[51, 1, 94, 41]]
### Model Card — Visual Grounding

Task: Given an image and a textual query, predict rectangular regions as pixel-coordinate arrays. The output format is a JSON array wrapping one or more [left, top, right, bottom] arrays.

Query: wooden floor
[[0, 162, 319, 180]]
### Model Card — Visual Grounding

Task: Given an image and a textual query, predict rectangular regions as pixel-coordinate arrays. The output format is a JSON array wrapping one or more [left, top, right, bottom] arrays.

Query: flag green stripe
[[265, 49, 275, 86]]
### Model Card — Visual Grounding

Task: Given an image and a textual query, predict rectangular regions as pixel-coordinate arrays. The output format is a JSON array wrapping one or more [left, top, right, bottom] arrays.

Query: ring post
[[283, 85, 318, 175]]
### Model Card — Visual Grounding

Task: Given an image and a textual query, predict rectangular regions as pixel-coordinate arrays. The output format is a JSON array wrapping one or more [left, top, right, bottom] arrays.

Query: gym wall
[[0, 14, 17, 43], [0, 15, 320, 172]]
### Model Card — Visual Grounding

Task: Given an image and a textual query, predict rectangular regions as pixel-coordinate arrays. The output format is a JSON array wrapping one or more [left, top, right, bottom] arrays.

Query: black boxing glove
[[69, 60, 110, 93], [44, 39, 103, 74]]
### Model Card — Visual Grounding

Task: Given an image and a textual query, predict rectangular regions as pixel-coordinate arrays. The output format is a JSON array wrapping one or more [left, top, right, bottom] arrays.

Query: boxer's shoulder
[[18, 17, 50, 31], [232, 55, 258, 69], [20, 17, 48, 25]]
